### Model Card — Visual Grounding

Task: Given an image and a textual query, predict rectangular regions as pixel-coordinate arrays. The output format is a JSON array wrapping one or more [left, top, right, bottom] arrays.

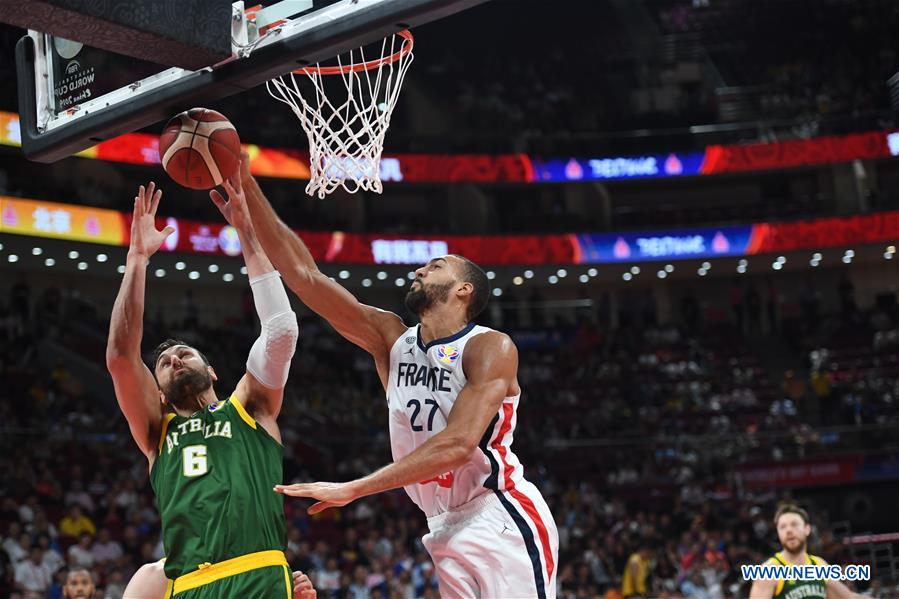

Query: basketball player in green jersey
[[749, 505, 862, 599], [106, 180, 299, 598]]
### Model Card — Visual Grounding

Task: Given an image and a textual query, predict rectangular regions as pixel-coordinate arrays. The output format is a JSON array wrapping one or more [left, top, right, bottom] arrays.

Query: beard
[[162, 367, 213, 411], [782, 538, 807, 554], [404, 280, 454, 316]]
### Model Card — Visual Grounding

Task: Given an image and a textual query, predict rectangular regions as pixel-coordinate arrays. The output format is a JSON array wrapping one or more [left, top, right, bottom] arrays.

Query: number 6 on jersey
[[183, 445, 208, 477]]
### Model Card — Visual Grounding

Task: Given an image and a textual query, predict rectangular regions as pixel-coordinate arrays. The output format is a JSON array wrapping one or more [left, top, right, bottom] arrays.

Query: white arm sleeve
[[246, 271, 298, 389]]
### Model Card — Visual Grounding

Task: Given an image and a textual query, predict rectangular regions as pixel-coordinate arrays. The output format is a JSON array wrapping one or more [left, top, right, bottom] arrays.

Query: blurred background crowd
[[1, 269, 898, 597]]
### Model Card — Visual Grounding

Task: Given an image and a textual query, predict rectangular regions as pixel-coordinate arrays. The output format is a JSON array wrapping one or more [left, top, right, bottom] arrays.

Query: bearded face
[[161, 365, 213, 412], [154, 344, 214, 412], [776, 513, 810, 555], [63, 570, 95, 599], [404, 279, 455, 316]]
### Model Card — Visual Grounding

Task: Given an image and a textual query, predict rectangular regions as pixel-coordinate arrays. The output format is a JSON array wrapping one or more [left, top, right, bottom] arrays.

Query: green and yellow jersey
[[769, 552, 827, 599], [149, 394, 287, 594]]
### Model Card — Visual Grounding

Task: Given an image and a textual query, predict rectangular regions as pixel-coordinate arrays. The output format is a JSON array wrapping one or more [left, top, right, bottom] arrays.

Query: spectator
[[29, 510, 59, 543], [37, 535, 65, 576], [90, 529, 123, 566], [317, 557, 341, 594], [15, 547, 51, 599], [67, 535, 94, 570], [3, 524, 28, 564], [103, 570, 126, 599], [621, 545, 652, 598], [348, 564, 370, 599], [59, 506, 96, 540], [18, 495, 40, 525], [64, 481, 95, 513], [7, 532, 33, 566]]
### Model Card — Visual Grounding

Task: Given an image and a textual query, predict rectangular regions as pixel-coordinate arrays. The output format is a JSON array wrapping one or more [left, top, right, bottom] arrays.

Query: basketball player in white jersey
[[215, 153, 559, 598]]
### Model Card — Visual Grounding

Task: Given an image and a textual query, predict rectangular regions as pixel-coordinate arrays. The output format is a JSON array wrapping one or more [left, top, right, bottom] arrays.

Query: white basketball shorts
[[422, 479, 558, 599]]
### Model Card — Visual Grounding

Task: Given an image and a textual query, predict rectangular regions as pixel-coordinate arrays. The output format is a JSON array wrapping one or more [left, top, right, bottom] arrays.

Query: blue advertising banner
[[575, 225, 755, 263], [858, 452, 899, 482], [534, 152, 706, 182]]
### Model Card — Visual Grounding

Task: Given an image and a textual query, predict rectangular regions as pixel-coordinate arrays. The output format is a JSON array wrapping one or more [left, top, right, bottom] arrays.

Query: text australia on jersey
[[165, 418, 233, 454]]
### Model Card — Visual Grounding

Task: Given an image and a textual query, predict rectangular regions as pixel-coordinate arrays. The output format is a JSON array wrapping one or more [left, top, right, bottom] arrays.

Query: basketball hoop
[[266, 30, 414, 198]]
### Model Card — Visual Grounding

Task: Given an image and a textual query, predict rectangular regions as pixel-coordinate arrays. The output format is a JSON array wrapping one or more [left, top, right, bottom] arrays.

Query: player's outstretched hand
[[273, 481, 359, 515], [209, 165, 252, 233], [292, 570, 316, 599], [129, 182, 174, 259]]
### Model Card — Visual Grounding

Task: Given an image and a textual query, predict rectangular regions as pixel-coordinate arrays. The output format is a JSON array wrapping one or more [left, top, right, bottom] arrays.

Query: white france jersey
[[387, 322, 525, 518]]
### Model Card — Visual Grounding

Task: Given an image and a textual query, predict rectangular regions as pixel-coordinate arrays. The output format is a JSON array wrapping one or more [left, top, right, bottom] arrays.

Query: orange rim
[[293, 30, 413, 76]]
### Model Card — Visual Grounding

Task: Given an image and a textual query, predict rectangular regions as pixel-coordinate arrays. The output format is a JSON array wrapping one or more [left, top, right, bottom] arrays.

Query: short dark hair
[[774, 504, 810, 527], [151, 339, 210, 372], [451, 255, 490, 322], [66, 568, 94, 581]]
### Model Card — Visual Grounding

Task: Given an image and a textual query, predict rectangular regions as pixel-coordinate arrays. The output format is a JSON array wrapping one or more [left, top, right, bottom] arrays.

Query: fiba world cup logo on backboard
[[436, 345, 459, 365]]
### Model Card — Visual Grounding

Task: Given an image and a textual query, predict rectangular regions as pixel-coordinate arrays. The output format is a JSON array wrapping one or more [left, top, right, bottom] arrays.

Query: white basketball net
[[266, 31, 414, 198]]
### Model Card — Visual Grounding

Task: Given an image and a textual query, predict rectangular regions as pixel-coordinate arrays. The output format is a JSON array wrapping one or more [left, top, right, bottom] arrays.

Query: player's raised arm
[[235, 152, 406, 382], [106, 183, 175, 460], [211, 173, 297, 431], [274, 331, 517, 512]]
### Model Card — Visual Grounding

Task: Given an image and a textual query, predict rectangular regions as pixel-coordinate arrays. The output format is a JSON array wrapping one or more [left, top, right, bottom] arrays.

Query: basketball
[[159, 108, 241, 190]]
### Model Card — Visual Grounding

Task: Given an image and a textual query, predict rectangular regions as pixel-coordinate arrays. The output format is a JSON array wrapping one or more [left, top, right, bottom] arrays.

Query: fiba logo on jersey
[[436, 345, 459, 365]]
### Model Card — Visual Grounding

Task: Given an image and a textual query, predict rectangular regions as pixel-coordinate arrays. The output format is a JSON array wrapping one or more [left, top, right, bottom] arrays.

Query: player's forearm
[[351, 434, 472, 498], [236, 226, 275, 280], [107, 252, 149, 360], [242, 174, 318, 273]]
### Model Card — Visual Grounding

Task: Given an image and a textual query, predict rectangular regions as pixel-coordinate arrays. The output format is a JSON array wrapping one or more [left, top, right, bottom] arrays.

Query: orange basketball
[[159, 108, 241, 190]]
